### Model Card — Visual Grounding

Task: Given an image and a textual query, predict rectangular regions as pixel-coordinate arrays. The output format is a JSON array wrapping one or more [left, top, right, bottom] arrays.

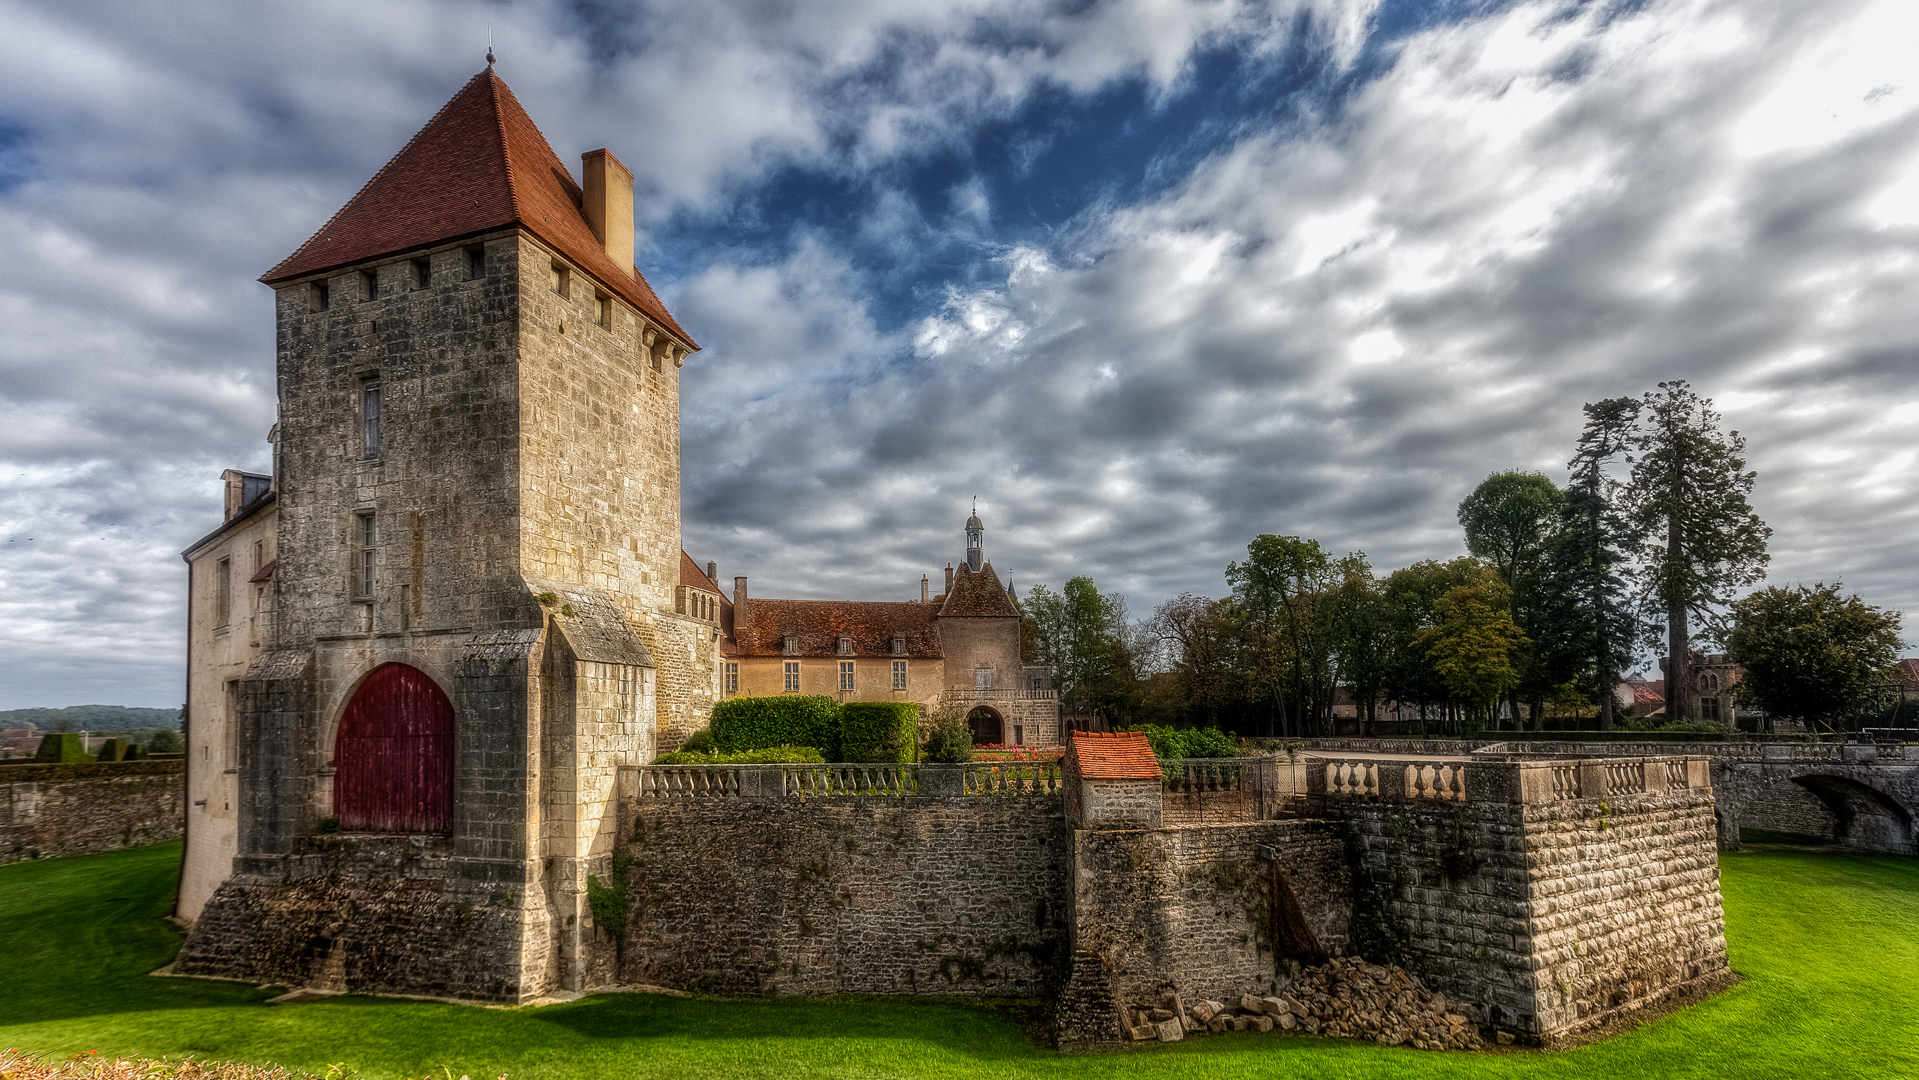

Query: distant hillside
[[0, 705, 182, 732]]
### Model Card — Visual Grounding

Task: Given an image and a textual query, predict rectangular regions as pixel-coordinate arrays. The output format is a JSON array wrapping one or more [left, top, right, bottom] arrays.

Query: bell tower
[[966, 501, 985, 573]]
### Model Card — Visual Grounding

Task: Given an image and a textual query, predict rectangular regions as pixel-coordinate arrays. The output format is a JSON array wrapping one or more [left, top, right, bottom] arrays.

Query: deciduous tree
[[1727, 583, 1905, 733]]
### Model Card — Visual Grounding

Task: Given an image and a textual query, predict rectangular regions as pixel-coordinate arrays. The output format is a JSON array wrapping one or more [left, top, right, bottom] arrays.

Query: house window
[[551, 263, 568, 297], [839, 661, 855, 691], [355, 513, 377, 597], [891, 634, 906, 656], [975, 668, 992, 691], [312, 282, 330, 312], [1013, 725, 1024, 746], [725, 663, 738, 695], [838, 635, 853, 656], [411, 258, 431, 289], [253, 539, 265, 571], [783, 633, 798, 655], [360, 270, 378, 301], [362, 382, 381, 458], [466, 246, 486, 279], [216, 557, 232, 627], [892, 660, 907, 691], [1702, 697, 1721, 722], [783, 661, 800, 693]]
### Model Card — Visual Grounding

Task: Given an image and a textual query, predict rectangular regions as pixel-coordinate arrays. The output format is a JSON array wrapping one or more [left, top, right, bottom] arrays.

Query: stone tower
[[175, 68, 710, 1001]]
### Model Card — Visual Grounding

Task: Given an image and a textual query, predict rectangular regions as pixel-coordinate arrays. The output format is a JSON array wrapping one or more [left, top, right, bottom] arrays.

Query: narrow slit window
[[466, 246, 486, 279], [216, 557, 232, 627], [362, 382, 382, 458], [411, 258, 431, 290], [551, 263, 568, 297], [312, 282, 330, 312], [596, 294, 610, 328], [361, 270, 378, 301], [356, 513, 377, 597]]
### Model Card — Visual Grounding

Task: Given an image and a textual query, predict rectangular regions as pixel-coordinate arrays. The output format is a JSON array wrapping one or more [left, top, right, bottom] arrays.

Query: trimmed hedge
[[33, 733, 89, 763], [840, 702, 920, 764], [710, 696, 842, 759], [653, 745, 827, 765], [1138, 724, 1241, 761]]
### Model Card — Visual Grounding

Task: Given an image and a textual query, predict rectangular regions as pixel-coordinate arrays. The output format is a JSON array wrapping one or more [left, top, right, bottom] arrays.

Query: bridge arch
[[1791, 774, 1913, 854]]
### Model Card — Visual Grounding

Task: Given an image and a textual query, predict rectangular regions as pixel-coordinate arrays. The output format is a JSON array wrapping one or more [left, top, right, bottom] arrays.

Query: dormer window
[[783, 633, 798, 655], [892, 634, 906, 656], [838, 635, 854, 656]]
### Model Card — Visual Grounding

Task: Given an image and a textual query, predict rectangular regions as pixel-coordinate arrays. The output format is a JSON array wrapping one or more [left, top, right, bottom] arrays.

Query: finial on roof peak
[[486, 47, 496, 68]]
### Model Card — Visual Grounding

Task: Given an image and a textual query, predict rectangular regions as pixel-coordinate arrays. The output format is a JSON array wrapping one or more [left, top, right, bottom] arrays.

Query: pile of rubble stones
[[1127, 956, 1485, 1050]]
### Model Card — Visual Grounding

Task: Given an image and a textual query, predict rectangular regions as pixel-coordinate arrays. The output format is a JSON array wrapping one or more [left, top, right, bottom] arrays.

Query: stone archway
[[968, 705, 1004, 746], [1792, 774, 1915, 853], [333, 663, 454, 833]]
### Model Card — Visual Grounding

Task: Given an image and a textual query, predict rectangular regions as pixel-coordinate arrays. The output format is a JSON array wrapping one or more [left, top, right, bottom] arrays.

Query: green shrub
[[1138, 724, 1241, 761], [33, 733, 88, 763], [95, 739, 126, 763], [678, 727, 716, 754], [839, 702, 920, 763], [921, 709, 975, 763], [710, 696, 841, 759], [653, 745, 826, 765], [121, 744, 148, 761], [146, 728, 183, 755]]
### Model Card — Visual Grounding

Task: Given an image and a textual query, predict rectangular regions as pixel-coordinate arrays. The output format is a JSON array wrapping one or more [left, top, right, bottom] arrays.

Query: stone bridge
[[1294, 739, 1919, 857]]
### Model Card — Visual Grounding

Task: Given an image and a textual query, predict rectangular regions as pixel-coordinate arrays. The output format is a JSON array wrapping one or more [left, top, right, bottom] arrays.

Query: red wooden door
[[333, 663, 454, 832]]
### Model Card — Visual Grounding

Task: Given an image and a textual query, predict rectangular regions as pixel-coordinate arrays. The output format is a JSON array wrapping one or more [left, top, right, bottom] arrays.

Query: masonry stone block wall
[[617, 795, 1071, 997], [1, 760, 184, 864], [1338, 761, 1728, 1041], [1055, 819, 1352, 1046]]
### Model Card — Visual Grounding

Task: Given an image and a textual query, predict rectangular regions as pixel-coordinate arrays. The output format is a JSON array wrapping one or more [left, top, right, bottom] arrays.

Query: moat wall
[[1, 759, 184, 864]]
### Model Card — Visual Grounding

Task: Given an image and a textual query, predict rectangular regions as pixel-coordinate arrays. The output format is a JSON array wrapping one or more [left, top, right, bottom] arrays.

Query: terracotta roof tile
[[247, 559, 277, 583], [679, 551, 722, 596], [1068, 731, 1161, 780], [730, 598, 941, 659], [938, 563, 1019, 618], [263, 69, 695, 350]]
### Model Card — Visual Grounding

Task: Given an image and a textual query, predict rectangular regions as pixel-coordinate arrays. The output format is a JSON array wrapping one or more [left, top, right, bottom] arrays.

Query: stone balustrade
[[624, 761, 1064, 799], [1310, 755, 1711, 806]]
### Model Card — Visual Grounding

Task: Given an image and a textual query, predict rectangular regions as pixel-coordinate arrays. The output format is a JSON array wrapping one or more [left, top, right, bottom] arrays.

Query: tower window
[[360, 270, 378, 301], [362, 382, 381, 458], [892, 660, 907, 691], [355, 513, 377, 597], [551, 263, 568, 297], [595, 293, 611, 328], [466, 246, 486, 279], [312, 282, 330, 312], [216, 557, 232, 628], [411, 258, 431, 290], [838, 661, 855, 691], [783, 661, 800, 693]]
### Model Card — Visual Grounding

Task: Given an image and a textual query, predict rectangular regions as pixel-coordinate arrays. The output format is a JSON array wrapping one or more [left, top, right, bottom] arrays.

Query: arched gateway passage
[[968, 705, 1004, 746], [333, 663, 454, 832]]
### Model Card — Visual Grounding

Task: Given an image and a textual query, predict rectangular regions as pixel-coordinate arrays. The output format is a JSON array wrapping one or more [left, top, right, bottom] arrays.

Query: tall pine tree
[[1625, 382, 1771, 722], [1540, 398, 1639, 729]]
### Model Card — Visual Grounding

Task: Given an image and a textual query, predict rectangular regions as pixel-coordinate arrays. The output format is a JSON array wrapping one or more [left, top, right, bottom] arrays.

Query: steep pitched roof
[[262, 69, 695, 350], [729, 598, 942, 659], [1068, 731, 1160, 780], [679, 551, 723, 596], [938, 562, 1019, 618]]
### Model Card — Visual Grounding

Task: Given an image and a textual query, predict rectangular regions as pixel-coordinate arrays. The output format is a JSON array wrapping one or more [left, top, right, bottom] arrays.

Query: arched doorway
[[333, 663, 454, 832], [968, 705, 1003, 746]]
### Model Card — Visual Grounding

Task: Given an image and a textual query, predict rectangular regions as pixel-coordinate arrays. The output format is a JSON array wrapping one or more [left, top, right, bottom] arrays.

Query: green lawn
[[1, 842, 1914, 1079]]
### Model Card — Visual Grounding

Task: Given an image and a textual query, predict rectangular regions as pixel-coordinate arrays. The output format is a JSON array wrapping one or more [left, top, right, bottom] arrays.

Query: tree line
[[1021, 381, 1908, 736]]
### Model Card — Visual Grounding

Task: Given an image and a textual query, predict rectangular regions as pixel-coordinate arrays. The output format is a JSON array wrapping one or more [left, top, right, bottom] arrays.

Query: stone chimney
[[944, 563, 954, 593], [733, 576, 748, 621], [707, 560, 718, 584], [580, 149, 635, 275], [221, 469, 248, 521], [921, 574, 930, 604]]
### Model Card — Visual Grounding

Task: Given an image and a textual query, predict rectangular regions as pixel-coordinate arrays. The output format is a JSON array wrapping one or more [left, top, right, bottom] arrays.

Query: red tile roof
[[1069, 731, 1161, 780], [247, 560, 277, 583], [679, 551, 724, 597], [729, 598, 942, 659], [938, 562, 1019, 618], [1628, 680, 1666, 713], [262, 69, 695, 350]]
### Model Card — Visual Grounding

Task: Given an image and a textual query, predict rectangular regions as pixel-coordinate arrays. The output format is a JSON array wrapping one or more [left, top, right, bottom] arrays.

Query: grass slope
[[1, 843, 1913, 1079]]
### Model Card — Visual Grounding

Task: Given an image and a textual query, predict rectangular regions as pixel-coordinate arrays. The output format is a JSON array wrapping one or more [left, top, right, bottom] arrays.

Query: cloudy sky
[[1, 0, 1915, 708]]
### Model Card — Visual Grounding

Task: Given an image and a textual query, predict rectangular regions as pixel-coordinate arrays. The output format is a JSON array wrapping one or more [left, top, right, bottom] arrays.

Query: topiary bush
[[33, 733, 88, 763], [95, 738, 126, 763], [839, 702, 920, 764], [710, 695, 841, 759], [921, 707, 975, 763], [653, 745, 826, 765]]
